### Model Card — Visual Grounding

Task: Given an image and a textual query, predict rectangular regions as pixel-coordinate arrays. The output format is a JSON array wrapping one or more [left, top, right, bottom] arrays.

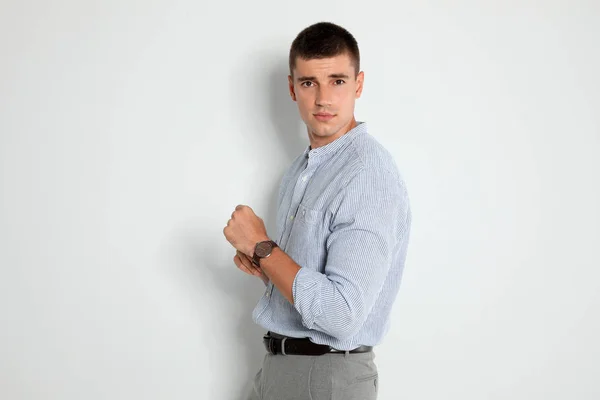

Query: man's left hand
[[223, 205, 270, 258]]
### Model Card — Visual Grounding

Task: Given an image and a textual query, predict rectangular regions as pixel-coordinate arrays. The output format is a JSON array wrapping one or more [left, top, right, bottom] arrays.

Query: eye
[[301, 81, 314, 87], [334, 79, 345, 85]]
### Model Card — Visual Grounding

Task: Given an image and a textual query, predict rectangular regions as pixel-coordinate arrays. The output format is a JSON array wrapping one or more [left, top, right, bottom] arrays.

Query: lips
[[314, 113, 335, 121]]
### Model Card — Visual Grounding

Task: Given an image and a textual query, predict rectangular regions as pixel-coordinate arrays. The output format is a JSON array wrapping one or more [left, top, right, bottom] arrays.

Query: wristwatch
[[252, 240, 279, 267]]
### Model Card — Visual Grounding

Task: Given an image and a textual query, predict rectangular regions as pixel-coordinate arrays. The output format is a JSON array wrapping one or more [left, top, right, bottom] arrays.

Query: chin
[[310, 121, 336, 134], [311, 127, 334, 138]]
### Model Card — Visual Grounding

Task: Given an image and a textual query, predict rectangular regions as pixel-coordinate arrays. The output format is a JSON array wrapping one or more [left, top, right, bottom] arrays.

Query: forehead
[[293, 53, 354, 77]]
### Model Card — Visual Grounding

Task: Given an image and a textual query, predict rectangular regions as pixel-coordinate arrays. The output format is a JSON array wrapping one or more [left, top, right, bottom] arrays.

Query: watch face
[[255, 242, 272, 257]]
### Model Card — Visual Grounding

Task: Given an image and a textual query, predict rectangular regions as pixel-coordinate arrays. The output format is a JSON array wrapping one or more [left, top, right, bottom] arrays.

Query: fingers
[[234, 254, 253, 276], [234, 251, 262, 277]]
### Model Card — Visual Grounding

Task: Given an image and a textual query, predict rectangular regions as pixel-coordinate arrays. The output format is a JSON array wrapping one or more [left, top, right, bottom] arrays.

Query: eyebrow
[[296, 73, 350, 82]]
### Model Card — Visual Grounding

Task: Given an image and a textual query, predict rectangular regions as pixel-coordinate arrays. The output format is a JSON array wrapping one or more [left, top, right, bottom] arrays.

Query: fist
[[223, 205, 269, 257]]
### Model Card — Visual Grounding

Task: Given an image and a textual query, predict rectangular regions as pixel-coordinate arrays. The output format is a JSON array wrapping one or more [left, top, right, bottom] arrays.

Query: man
[[223, 21, 411, 400]]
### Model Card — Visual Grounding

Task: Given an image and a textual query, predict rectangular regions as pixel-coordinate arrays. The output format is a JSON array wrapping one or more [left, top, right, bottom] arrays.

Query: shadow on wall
[[232, 57, 306, 399], [263, 56, 307, 241], [266, 57, 307, 163], [168, 57, 306, 400]]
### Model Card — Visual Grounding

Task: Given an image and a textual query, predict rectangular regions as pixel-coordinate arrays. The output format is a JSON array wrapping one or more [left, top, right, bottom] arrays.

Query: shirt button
[[290, 215, 294, 220], [302, 176, 307, 182]]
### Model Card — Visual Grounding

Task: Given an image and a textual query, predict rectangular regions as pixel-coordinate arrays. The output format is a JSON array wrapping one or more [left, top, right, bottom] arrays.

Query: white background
[[1, 1, 599, 399]]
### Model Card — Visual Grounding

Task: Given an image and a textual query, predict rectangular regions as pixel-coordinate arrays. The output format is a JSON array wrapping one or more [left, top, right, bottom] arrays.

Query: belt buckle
[[263, 334, 289, 355]]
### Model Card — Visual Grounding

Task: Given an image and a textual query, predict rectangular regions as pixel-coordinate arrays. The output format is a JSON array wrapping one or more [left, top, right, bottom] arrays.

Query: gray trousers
[[246, 350, 378, 400]]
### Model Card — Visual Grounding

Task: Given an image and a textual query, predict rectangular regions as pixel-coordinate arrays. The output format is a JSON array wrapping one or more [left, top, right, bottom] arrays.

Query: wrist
[[247, 236, 271, 258]]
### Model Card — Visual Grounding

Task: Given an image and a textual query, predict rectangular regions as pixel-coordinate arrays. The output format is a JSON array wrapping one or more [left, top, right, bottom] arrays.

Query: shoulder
[[330, 136, 409, 216], [344, 130, 408, 195]]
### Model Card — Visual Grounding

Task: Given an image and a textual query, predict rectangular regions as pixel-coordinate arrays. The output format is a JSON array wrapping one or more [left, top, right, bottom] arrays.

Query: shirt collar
[[303, 121, 367, 163]]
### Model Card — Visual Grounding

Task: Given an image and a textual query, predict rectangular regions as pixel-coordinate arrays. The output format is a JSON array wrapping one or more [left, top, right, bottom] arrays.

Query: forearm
[[258, 247, 301, 305]]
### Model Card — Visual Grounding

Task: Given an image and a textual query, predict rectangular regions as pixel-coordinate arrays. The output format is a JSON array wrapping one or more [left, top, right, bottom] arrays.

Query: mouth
[[313, 113, 335, 122]]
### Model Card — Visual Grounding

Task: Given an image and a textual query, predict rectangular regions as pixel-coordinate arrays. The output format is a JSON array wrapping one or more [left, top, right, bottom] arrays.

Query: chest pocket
[[284, 203, 323, 269]]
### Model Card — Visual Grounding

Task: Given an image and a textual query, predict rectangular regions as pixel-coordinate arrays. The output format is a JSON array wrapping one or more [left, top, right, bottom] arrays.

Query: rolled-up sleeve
[[292, 168, 410, 340]]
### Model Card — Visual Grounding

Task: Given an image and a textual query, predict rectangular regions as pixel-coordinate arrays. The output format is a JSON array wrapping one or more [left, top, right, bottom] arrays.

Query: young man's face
[[288, 53, 364, 148]]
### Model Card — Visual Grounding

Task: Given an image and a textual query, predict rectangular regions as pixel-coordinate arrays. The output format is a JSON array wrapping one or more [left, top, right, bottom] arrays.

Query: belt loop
[[281, 337, 287, 356], [344, 350, 349, 357]]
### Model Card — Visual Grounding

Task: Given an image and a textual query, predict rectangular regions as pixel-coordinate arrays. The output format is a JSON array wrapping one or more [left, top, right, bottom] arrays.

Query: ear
[[288, 75, 297, 102], [355, 71, 364, 99]]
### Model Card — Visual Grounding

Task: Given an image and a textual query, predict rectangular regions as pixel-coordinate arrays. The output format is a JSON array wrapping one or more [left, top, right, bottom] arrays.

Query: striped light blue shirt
[[252, 121, 412, 351]]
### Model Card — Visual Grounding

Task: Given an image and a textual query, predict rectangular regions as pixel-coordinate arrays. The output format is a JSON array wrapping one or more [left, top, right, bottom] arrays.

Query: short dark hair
[[289, 22, 360, 78]]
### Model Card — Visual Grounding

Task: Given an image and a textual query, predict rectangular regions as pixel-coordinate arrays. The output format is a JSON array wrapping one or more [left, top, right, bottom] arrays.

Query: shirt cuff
[[292, 267, 323, 329]]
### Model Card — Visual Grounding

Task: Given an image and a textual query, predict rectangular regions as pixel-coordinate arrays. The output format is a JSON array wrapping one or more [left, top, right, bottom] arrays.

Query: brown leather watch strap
[[252, 240, 278, 267]]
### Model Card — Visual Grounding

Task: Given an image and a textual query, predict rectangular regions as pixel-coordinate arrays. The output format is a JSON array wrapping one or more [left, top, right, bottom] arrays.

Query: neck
[[309, 117, 357, 150]]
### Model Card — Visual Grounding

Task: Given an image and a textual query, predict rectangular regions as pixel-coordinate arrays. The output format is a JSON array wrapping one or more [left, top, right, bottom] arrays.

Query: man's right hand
[[234, 250, 269, 285]]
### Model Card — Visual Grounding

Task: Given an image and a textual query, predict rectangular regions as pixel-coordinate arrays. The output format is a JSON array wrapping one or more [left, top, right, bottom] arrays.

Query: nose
[[315, 86, 332, 107]]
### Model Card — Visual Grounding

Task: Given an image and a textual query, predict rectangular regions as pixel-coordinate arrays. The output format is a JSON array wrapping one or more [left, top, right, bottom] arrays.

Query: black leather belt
[[263, 332, 373, 356]]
